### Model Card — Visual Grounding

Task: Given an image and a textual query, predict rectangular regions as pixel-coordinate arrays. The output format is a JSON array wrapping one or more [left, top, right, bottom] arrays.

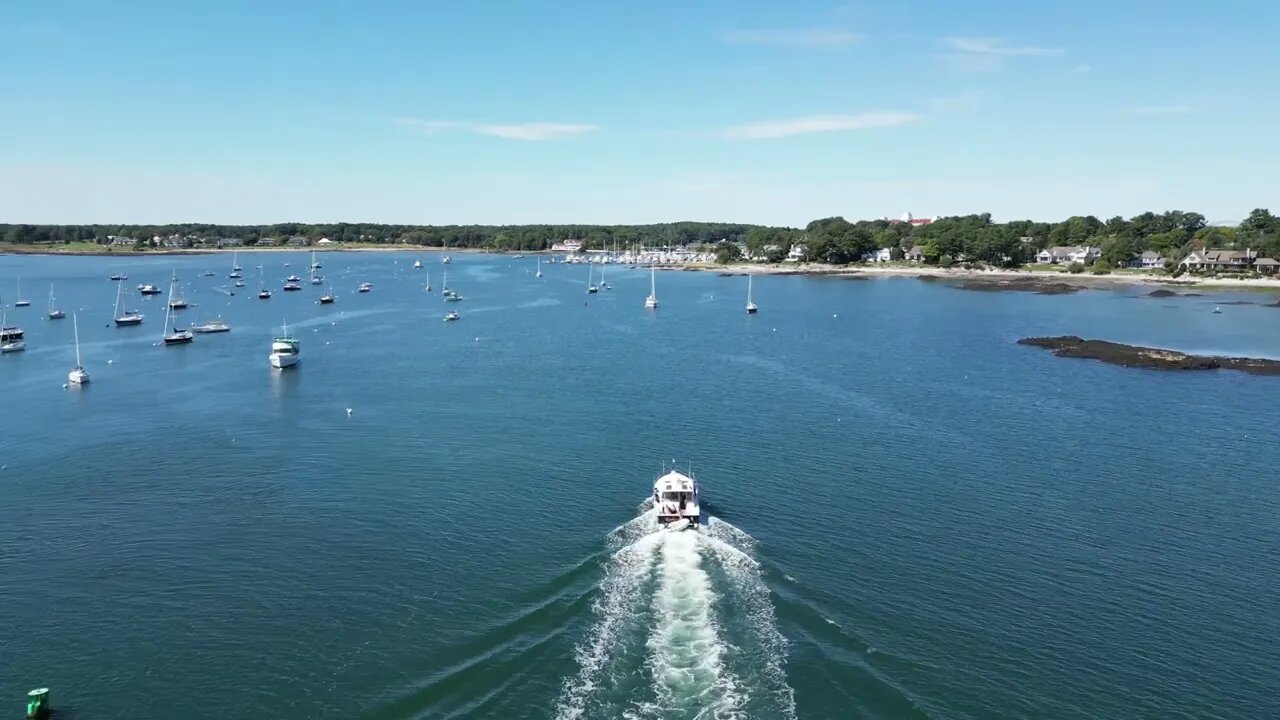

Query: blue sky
[[1, 0, 1276, 227]]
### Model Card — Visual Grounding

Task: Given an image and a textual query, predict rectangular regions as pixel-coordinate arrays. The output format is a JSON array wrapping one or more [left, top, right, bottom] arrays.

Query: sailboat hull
[[48, 311, 66, 319], [114, 316, 143, 326], [269, 353, 299, 368], [68, 368, 90, 384]]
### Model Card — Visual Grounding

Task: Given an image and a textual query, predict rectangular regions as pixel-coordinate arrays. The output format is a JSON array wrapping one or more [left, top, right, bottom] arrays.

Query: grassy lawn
[[1025, 263, 1065, 272]]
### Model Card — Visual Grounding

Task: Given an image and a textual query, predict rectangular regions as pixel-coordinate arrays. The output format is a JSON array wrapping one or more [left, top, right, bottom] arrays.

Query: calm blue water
[[2, 252, 1278, 719]]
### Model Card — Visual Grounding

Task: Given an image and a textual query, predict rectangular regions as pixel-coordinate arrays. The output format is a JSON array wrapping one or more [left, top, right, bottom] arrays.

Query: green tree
[[714, 242, 741, 264]]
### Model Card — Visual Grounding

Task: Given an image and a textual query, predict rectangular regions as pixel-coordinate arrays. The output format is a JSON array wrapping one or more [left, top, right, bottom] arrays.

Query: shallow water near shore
[[2, 251, 1279, 719]]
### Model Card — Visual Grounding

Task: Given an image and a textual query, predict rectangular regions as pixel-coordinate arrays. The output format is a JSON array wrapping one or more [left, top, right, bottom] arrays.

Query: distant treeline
[[4, 208, 1278, 268], [0, 222, 763, 251], [775, 208, 1280, 268]]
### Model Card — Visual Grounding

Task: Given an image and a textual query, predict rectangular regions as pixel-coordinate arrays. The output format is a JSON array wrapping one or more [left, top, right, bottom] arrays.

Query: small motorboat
[[110, 273, 127, 281], [413, 260, 423, 269], [310, 276, 323, 285], [286, 274, 301, 282], [283, 279, 302, 291], [444, 310, 460, 322], [652, 467, 700, 529], [191, 318, 231, 333], [319, 293, 335, 304], [202, 270, 215, 277], [234, 279, 245, 287], [358, 282, 373, 293], [138, 284, 162, 295], [1212, 307, 1223, 314], [1, 339, 26, 353], [441, 256, 452, 264], [258, 289, 272, 299]]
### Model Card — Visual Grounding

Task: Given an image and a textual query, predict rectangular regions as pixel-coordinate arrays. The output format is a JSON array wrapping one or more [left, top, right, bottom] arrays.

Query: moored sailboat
[[161, 276, 193, 345], [0, 300, 24, 352], [47, 284, 66, 319], [644, 263, 658, 309], [113, 282, 144, 326], [746, 274, 758, 314], [67, 313, 89, 384]]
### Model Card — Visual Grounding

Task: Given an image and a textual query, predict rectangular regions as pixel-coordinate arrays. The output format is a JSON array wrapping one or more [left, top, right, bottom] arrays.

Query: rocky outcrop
[[1018, 336, 1280, 375]]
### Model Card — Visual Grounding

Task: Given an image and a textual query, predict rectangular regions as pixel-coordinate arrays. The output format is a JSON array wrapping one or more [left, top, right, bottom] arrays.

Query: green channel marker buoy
[[26, 688, 49, 719]]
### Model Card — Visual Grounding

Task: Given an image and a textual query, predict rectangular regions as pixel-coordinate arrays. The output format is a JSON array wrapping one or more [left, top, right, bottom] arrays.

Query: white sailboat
[[47, 284, 66, 319], [319, 278, 336, 304], [68, 313, 89, 384], [113, 281, 144, 326], [746, 274, 758, 314], [424, 268, 433, 292], [14, 278, 30, 307], [167, 272, 189, 309], [229, 250, 243, 278], [599, 259, 610, 290], [269, 320, 300, 368], [442, 267, 461, 301], [161, 275, 193, 345], [258, 265, 272, 299], [310, 250, 323, 284], [535, 257, 543, 278], [586, 262, 598, 294], [644, 263, 659, 309]]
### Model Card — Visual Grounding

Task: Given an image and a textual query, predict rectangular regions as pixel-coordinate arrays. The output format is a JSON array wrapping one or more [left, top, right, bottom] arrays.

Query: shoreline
[[681, 262, 1280, 291]]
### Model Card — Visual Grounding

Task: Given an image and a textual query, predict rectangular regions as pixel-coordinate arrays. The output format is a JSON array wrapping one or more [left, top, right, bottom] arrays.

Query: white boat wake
[[556, 512, 795, 720]]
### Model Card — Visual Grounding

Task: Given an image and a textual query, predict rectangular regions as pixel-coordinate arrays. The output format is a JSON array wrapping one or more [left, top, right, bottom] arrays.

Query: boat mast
[[747, 274, 753, 304], [113, 282, 122, 319], [73, 312, 82, 367]]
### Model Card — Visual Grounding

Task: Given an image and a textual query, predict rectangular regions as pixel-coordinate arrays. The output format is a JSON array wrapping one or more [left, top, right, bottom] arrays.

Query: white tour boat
[[652, 468, 700, 529], [269, 321, 300, 369]]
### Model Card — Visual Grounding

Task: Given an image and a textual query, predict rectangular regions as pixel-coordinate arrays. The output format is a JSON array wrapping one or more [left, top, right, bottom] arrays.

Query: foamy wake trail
[[556, 532, 661, 720], [645, 531, 743, 718], [700, 526, 797, 720], [608, 508, 659, 551]]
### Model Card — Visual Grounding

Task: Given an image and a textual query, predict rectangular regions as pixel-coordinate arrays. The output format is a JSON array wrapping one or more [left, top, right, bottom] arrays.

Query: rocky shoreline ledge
[[1018, 336, 1280, 375]]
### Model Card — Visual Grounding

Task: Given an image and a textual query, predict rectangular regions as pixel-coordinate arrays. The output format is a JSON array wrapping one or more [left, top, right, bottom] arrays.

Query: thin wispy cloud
[[1071, 64, 1093, 74], [720, 28, 861, 47], [943, 37, 1064, 57], [395, 117, 599, 141], [1126, 105, 1194, 115], [725, 112, 920, 140]]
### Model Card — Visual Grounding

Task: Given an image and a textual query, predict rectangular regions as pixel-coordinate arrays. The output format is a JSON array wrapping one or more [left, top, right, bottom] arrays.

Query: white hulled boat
[[652, 467, 700, 529], [746, 274, 758, 314], [167, 273, 189, 309], [269, 321, 300, 369], [444, 310, 460, 321], [257, 265, 271, 299], [358, 282, 373, 293], [68, 313, 89, 384], [14, 278, 30, 307], [644, 263, 658, 309], [138, 283, 162, 295], [47, 284, 66, 319], [413, 260, 423, 269], [586, 263, 598, 294], [535, 258, 543, 278], [191, 317, 231, 333]]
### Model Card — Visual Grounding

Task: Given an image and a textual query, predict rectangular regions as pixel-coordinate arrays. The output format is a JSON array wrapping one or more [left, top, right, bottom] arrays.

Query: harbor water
[[1, 252, 1278, 719]]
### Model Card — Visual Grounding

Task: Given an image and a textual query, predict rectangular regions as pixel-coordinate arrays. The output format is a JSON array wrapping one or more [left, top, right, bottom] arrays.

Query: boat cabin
[[653, 470, 700, 526]]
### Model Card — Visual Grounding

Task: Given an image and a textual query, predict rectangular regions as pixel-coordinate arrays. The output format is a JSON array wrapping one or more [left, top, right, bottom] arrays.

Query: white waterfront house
[[1035, 245, 1101, 264], [785, 244, 807, 262]]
